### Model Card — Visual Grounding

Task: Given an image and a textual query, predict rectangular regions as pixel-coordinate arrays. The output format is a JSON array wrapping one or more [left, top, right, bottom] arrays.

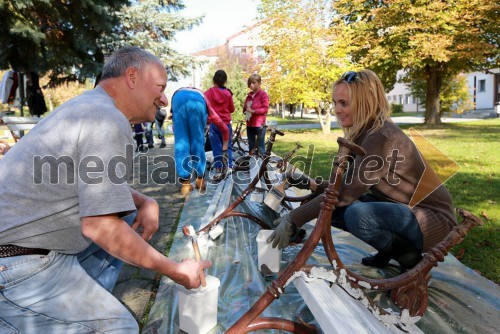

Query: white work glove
[[266, 214, 297, 249], [244, 111, 252, 121]]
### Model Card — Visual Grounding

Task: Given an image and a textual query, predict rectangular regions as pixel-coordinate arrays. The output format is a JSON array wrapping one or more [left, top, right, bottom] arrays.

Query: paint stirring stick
[[183, 225, 207, 287]]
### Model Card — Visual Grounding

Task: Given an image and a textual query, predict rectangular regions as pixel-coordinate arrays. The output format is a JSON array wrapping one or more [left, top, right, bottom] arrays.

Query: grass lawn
[[271, 119, 500, 284]]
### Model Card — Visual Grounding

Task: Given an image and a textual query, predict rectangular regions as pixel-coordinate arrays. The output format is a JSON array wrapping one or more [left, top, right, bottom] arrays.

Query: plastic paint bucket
[[176, 275, 220, 334], [256, 229, 282, 273]]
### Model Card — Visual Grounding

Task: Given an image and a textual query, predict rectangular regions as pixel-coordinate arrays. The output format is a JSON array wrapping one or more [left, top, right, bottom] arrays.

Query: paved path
[[112, 137, 184, 328], [272, 115, 481, 130]]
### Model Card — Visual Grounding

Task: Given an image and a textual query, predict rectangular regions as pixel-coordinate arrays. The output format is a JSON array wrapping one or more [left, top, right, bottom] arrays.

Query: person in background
[[171, 87, 229, 196], [144, 121, 155, 148], [243, 74, 269, 156], [133, 122, 147, 152], [204, 69, 235, 171], [267, 69, 457, 271], [0, 46, 211, 333], [155, 106, 168, 148]]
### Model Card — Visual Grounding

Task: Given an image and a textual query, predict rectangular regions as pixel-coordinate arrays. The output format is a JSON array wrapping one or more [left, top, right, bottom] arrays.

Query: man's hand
[[266, 214, 297, 249], [131, 189, 159, 241], [176, 258, 212, 289]]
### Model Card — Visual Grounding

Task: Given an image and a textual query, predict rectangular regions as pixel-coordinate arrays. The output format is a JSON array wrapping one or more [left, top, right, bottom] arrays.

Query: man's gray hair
[[100, 46, 162, 80]]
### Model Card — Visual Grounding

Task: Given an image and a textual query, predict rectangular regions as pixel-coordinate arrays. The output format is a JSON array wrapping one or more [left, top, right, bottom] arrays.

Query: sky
[[172, 0, 261, 54]]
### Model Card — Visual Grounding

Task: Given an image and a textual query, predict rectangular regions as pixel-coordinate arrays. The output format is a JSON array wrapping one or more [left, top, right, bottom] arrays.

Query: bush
[[391, 103, 403, 114]]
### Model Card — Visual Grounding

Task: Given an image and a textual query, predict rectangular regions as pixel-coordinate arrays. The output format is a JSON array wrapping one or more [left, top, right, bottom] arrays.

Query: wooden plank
[[2, 116, 41, 124], [198, 177, 234, 235], [7, 124, 36, 131], [293, 277, 423, 334]]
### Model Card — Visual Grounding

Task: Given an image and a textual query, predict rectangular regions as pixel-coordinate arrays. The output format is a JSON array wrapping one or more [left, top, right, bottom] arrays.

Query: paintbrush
[[182, 225, 207, 287], [263, 178, 287, 212]]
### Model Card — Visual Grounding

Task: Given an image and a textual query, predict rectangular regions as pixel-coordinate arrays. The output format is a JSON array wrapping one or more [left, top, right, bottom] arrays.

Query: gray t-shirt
[[0, 86, 136, 253]]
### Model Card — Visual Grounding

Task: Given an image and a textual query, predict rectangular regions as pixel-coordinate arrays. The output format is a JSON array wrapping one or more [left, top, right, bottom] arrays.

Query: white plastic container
[[176, 275, 220, 334], [256, 229, 282, 273]]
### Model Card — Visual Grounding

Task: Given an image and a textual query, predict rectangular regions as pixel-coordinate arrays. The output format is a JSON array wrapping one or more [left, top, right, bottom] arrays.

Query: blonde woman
[[268, 69, 457, 270]]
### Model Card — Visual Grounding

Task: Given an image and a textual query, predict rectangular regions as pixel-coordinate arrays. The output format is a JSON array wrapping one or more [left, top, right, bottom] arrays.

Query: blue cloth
[[247, 126, 266, 155], [209, 123, 233, 168], [171, 89, 208, 180], [334, 196, 423, 251], [0, 213, 139, 333]]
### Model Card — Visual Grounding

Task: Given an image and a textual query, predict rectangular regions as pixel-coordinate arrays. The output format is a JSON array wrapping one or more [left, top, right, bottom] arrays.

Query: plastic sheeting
[[143, 171, 499, 334]]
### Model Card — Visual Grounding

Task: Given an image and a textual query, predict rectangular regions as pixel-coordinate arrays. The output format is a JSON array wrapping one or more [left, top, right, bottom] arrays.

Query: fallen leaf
[[481, 211, 489, 220], [473, 269, 482, 276], [455, 248, 465, 259]]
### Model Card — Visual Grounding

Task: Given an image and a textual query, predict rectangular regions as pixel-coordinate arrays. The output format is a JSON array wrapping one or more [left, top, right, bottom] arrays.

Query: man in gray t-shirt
[[0, 47, 211, 333]]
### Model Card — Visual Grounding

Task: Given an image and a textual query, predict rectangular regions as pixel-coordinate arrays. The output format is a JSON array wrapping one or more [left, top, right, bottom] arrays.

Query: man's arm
[[81, 214, 211, 289]]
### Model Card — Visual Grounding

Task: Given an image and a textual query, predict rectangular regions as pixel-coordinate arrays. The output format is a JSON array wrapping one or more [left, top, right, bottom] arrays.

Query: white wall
[[385, 70, 422, 112], [467, 69, 498, 110]]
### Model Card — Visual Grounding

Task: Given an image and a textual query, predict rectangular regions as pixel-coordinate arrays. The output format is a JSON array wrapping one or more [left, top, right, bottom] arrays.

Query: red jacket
[[204, 87, 234, 124], [243, 89, 269, 127], [206, 99, 230, 141]]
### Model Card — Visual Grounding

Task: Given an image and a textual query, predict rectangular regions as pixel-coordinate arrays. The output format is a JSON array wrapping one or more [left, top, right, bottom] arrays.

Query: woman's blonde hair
[[332, 69, 391, 142]]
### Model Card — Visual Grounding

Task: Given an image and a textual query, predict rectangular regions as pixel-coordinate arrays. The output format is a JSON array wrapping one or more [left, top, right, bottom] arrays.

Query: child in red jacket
[[243, 74, 269, 156]]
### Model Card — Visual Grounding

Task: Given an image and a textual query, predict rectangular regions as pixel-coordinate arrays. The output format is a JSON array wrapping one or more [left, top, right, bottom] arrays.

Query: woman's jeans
[[247, 126, 266, 155], [209, 123, 233, 168], [332, 196, 423, 252], [0, 214, 138, 333]]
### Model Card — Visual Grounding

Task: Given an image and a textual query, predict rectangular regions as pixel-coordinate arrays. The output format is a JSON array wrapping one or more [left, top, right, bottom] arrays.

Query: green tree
[[0, 0, 128, 84], [108, 0, 203, 82], [332, 0, 499, 124], [258, 0, 351, 133], [0, 0, 202, 85]]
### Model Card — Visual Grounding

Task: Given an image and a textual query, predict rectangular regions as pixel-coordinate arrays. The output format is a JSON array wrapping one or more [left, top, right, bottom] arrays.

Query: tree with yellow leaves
[[332, 0, 498, 124]]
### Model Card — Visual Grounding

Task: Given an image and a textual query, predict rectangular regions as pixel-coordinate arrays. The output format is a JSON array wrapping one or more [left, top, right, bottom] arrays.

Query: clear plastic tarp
[[143, 171, 499, 334]]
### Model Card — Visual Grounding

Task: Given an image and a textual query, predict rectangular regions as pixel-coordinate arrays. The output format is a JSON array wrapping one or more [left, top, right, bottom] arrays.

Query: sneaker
[[195, 178, 206, 190], [159, 142, 166, 148], [148, 143, 154, 148], [180, 181, 194, 196]]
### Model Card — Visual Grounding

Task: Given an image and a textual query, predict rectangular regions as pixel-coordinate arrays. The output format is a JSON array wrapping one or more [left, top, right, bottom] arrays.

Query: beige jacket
[[290, 120, 457, 252]]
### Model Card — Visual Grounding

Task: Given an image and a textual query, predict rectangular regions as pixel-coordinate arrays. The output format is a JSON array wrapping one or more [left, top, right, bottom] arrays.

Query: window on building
[[393, 95, 397, 102], [478, 79, 486, 92], [413, 96, 418, 104], [405, 94, 411, 104], [387, 95, 391, 101], [399, 95, 403, 104], [233, 47, 247, 54]]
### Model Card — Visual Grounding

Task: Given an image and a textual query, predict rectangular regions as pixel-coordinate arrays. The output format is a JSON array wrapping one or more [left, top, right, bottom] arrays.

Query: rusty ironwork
[[198, 127, 325, 236], [0, 140, 10, 155], [226, 136, 483, 333], [197, 127, 284, 235], [232, 121, 247, 154]]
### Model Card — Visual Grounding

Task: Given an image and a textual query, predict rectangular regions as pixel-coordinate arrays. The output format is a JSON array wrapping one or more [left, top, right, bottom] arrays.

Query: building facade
[[386, 68, 500, 116]]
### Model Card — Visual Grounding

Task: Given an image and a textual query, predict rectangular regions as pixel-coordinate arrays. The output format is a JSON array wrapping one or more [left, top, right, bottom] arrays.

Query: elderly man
[[0, 46, 211, 333]]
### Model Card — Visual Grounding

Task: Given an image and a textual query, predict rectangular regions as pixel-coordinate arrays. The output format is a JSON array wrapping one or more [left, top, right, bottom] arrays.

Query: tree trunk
[[425, 65, 443, 125], [316, 107, 331, 134]]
